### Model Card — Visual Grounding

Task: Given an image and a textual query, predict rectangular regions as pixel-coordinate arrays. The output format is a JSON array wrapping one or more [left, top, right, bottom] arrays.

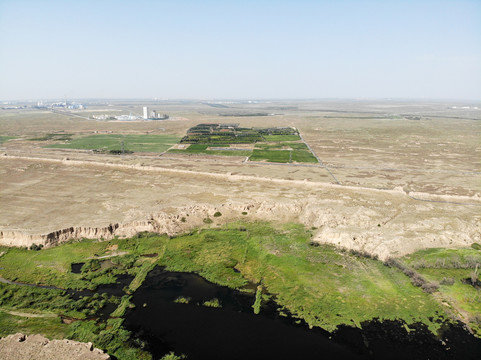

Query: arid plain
[[0, 100, 480, 260]]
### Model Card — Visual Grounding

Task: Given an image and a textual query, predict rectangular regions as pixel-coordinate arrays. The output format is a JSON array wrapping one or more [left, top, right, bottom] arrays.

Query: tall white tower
[[143, 106, 148, 119]]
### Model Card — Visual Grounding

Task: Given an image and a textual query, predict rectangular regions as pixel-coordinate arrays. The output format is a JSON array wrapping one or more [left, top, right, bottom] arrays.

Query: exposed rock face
[[0, 333, 110, 360], [0, 199, 479, 261]]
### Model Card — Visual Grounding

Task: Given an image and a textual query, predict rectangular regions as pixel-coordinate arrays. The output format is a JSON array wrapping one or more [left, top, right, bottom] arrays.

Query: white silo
[[143, 106, 148, 119]]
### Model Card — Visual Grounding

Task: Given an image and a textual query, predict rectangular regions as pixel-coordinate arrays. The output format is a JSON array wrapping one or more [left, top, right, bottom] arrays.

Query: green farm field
[[47, 134, 180, 153], [249, 149, 317, 163], [168, 144, 252, 157], [262, 134, 301, 142]]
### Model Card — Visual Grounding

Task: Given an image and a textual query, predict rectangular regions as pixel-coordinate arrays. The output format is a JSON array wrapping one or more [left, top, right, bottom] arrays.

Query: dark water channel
[[123, 267, 481, 360], [64, 273, 134, 321], [70, 262, 84, 274]]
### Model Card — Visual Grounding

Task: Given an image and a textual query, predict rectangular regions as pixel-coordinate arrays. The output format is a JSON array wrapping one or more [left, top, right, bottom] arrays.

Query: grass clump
[[110, 295, 133, 318], [202, 298, 221, 308], [253, 285, 262, 314], [203, 218, 213, 224], [213, 211, 222, 217], [173, 296, 191, 304], [68, 318, 150, 360], [160, 352, 187, 360], [128, 260, 158, 293]]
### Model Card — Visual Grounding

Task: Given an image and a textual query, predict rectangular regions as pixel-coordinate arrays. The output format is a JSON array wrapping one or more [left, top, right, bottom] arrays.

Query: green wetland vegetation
[[402, 247, 481, 334], [0, 222, 479, 359]]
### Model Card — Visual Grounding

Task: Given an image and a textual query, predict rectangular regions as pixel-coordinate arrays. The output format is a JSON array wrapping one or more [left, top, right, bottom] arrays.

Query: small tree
[[29, 243, 43, 251]]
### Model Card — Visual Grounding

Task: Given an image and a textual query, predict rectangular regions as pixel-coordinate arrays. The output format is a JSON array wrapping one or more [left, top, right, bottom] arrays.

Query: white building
[[143, 106, 148, 119]]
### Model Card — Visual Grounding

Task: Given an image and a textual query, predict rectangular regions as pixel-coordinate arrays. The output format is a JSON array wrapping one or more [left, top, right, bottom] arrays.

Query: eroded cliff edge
[[1, 199, 479, 261]]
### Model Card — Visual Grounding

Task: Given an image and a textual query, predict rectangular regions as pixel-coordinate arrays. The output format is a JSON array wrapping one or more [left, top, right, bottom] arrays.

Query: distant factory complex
[[92, 107, 169, 121], [142, 106, 169, 120]]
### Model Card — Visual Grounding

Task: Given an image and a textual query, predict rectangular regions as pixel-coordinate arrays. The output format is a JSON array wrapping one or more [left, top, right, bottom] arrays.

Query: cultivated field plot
[[46, 134, 180, 153], [168, 123, 318, 163]]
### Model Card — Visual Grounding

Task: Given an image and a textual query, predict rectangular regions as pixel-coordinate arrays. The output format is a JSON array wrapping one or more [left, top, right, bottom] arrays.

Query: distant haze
[[0, 0, 480, 101]]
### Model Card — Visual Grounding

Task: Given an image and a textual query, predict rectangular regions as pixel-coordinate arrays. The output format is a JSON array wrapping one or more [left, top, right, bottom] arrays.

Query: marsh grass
[[202, 298, 221, 308], [0, 310, 68, 339], [402, 248, 481, 335], [173, 296, 191, 304], [253, 285, 262, 314]]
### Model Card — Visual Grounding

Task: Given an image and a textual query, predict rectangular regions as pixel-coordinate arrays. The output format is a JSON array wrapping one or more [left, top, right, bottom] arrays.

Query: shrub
[[29, 243, 43, 251], [203, 218, 213, 224], [471, 243, 481, 250], [109, 149, 133, 155], [180, 217, 186, 223], [242, 212, 248, 215], [470, 314, 481, 326], [213, 211, 222, 217], [421, 282, 439, 293], [440, 277, 455, 285]]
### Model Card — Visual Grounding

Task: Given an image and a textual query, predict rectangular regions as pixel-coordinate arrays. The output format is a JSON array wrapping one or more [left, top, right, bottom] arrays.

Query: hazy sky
[[0, 0, 480, 101]]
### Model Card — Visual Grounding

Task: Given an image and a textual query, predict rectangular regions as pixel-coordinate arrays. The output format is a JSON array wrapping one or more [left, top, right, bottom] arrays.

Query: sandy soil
[[0, 333, 110, 360]]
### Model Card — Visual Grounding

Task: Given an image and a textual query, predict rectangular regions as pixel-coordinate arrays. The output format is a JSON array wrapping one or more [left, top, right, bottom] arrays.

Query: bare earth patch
[[0, 333, 110, 360]]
